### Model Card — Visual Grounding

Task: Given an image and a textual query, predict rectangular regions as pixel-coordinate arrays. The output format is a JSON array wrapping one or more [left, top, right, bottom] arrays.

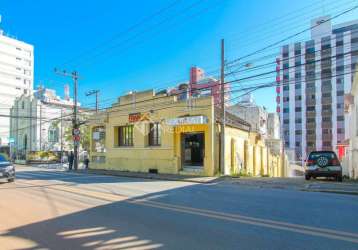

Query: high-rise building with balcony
[[0, 27, 34, 145], [277, 16, 358, 161]]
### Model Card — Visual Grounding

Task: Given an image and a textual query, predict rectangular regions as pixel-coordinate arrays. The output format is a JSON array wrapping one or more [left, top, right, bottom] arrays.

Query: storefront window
[[118, 125, 134, 147], [149, 123, 161, 146]]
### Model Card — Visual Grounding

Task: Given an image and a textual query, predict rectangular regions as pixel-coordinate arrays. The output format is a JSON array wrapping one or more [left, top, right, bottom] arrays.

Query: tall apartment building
[[0, 28, 34, 145], [277, 16, 358, 161]]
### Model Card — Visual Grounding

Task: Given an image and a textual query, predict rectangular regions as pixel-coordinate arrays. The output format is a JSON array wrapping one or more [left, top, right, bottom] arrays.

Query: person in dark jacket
[[84, 156, 89, 170], [68, 151, 74, 170]]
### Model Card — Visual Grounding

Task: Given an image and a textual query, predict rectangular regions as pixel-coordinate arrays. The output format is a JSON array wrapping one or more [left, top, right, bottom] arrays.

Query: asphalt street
[[0, 166, 357, 250]]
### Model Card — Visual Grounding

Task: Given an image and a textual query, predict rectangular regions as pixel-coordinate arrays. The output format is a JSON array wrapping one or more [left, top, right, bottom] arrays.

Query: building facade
[[228, 95, 269, 137], [267, 113, 280, 140], [0, 30, 34, 145], [278, 16, 358, 161], [167, 67, 230, 105], [9, 87, 74, 159], [88, 89, 286, 177], [343, 66, 358, 179]]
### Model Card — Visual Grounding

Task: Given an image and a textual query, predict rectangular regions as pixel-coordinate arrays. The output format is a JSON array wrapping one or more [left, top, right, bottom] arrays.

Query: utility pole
[[73, 71, 79, 170], [85, 90, 100, 112], [39, 103, 42, 151], [60, 107, 63, 163], [220, 39, 226, 175], [55, 69, 80, 171]]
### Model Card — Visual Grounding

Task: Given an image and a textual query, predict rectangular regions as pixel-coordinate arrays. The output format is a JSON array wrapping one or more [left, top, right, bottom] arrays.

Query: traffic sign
[[73, 128, 80, 136], [73, 135, 80, 142]]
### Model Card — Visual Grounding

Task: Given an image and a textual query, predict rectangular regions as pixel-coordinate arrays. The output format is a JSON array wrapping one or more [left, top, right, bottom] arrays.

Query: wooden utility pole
[[220, 39, 226, 175], [55, 69, 80, 170]]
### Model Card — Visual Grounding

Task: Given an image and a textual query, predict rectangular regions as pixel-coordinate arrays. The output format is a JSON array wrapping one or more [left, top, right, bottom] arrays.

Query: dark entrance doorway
[[181, 132, 204, 168]]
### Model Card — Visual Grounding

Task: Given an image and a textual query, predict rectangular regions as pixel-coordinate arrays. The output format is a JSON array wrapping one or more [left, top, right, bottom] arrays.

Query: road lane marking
[[131, 200, 358, 244], [10, 173, 358, 244], [133, 199, 358, 239]]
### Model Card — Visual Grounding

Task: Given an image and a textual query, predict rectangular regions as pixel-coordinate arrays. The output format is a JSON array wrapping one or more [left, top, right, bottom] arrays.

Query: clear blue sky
[[1, 0, 357, 111]]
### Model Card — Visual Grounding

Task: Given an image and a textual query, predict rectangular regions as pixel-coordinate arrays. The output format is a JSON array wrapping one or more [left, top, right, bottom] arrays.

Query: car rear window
[[308, 152, 338, 160]]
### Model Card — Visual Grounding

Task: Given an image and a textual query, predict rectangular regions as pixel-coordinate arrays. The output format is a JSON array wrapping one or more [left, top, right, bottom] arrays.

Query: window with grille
[[48, 126, 59, 142], [149, 123, 161, 146], [92, 126, 106, 152], [118, 125, 134, 146]]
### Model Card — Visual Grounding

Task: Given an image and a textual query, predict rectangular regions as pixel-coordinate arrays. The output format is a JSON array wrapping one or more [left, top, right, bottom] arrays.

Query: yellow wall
[[90, 95, 216, 175], [89, 90, 286, 177], [224, 126, 250, 175]]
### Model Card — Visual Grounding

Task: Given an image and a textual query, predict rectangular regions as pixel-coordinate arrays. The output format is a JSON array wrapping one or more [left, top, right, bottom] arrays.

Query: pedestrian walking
[[84, 156, 89, 170], [68, 151, 74, 170], [11, 153, 16, 163]]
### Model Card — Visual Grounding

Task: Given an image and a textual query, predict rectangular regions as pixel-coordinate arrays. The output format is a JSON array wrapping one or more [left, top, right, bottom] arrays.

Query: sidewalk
[[25, 163, 358, 194], [227, 177, 358, 195], [78, 168, 221, 184]]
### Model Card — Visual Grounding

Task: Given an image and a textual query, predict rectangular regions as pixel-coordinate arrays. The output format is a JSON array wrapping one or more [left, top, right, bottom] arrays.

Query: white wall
[[0, 34, 33, 145], [10, 95, 74, 156]]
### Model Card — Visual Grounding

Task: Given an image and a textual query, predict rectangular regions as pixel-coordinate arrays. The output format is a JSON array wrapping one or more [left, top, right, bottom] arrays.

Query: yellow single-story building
[[88, 89, 285, 177]]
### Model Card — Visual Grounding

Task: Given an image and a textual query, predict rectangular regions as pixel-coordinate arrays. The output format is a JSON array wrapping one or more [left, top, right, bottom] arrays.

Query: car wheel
[[305, 175, 311, 180], [336, 175, 343, 182], [8, 178, 14, 183]]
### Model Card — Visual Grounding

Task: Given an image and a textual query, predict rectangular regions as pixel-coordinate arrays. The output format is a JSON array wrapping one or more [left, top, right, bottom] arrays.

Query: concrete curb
[[78, 169, 220, 184]]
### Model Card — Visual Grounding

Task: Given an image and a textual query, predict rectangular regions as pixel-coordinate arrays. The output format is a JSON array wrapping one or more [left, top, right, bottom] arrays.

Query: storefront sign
[[166, 115, 208, 126], [129, 113, 142, 123], [129, 112, 150, 123]]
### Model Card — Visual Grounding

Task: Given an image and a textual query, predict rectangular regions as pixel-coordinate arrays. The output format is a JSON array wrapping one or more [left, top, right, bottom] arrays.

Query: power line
[[227, 28, 358, 72], [26, 1, 358, 129], [227, 0, 357, 51], [61, 0, 183, 68], [4, 65, 357, 139], [227, 68, 358, 95], [226, 49, 357, 85], [226, 4, 358, 65], [82, 6, 357, 105], [64, 0, 211, 69], [226, 0, 349, 40], [78, 50, 358, 117]]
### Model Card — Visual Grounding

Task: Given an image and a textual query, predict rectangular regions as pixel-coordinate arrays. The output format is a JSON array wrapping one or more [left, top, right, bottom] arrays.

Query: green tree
[[64, 125, 90, 152]]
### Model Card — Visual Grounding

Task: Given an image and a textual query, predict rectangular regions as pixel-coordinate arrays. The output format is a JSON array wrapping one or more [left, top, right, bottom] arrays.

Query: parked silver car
[[304, 151, 342, 182], [0, 155, 15, 183]]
